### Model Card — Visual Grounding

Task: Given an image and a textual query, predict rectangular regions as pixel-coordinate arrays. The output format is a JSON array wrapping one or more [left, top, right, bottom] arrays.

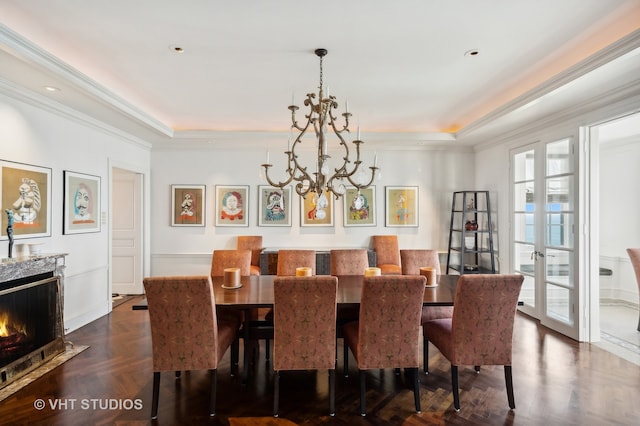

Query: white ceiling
[[0, 0, 639, 149]]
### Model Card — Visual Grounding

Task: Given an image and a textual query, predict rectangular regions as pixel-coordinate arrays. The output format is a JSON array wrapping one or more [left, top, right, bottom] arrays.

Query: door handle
[[530, 250, 545, 260]]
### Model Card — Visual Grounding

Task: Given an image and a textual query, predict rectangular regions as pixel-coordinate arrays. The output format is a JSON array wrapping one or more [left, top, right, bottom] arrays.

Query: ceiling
[[0, 0, 639, 149]]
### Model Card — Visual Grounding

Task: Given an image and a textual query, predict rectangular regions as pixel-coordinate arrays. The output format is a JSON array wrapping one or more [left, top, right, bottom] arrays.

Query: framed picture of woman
[[64, 170, 102, 234], [343, 186, 376, 226], [170, 184, 205, 227], [385, 186, 418, 227], [215, 185, 249, 226], [300, 190, 334, 227], [258, 185, 291, 226]]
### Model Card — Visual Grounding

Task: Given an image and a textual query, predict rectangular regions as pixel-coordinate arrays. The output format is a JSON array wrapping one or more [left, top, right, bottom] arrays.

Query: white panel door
[[111, 168, 143, 295]]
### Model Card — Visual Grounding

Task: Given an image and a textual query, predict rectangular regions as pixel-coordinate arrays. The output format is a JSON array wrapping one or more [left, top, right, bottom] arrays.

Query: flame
[[0, 310, 27, 337]]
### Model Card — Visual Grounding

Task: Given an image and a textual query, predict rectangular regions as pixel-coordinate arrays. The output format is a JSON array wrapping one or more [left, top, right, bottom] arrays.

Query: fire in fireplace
[[0, 272, 64, 389]]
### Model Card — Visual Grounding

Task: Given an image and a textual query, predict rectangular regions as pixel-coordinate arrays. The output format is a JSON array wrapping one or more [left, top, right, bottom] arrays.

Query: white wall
[[149, 146, 475, 276], [0, 93, 151, 332]]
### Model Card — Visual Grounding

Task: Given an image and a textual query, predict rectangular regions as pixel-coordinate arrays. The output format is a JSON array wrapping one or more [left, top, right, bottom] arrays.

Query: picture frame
[[385, 186, 419, 227], [215, 185, 249, 226], [343, 186, 376, 227], [1, 160, 52, 240], [300, 190, 334, 227], [170, 184, 206, 227], [258, 185, 291, 227], [63, 170, 101, 234]]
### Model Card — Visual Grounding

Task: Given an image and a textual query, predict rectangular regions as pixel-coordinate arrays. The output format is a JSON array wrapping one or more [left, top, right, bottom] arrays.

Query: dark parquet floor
[[1, 296, 639, 425]]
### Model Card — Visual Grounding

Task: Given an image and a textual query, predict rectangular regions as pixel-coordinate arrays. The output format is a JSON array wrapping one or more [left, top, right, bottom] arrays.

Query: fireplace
[[0, 255, 66, 390]]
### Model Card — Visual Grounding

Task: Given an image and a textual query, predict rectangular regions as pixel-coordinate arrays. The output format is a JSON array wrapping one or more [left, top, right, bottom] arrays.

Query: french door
[[512, 138, 579, 339]]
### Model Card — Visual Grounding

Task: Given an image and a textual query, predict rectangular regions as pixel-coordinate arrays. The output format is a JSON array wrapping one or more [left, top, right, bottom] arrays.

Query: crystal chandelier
[[262, 48, 378, 213]]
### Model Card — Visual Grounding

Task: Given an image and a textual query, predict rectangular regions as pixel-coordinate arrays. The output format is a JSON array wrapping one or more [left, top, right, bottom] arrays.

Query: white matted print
[[343, 186, 376, 227], [300, 190, 334, 227], [171, 184, 205, 227], [215, 185, 249, 226], [64, 170, 101, 234], [258, 186, 291, 227], [385, 186, 418, 227]]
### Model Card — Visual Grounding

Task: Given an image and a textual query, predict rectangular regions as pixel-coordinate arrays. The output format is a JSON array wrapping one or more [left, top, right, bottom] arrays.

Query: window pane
[[514, 212, 535, 243], [514, 182, 534, 211], [546, 212, 573, 248], [546, 176, 573, 211], [520, 274, 535, 308], [545, 248, 572, 287], [546, 139, 571, 176], [514, 243, 535, 274], [514, 150, 534, 181], [546, 283, 573, 323]]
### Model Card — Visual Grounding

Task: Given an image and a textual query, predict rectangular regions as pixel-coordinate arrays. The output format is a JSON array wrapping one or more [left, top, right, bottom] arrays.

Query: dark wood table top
[[133, 274, 458, 310], [211, 274, 458, 309]]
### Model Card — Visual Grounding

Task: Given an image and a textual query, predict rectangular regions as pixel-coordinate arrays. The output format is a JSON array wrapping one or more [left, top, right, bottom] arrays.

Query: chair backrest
[[273, 276, 338, 371], [627, 248, 640, 289], [371, 235, 400, 266], [143, 276, 220, 371], [210, 249, 252, 277], [276, 250, 316, 276], [450, 274, 524, 366], [357, 275, 426, 369], [237, 236, 263, 267], [330, 249, 369, 275], [400, 249, 441, 275]]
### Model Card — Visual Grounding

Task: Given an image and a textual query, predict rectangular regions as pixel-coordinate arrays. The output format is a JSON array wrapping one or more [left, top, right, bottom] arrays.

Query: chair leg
[[231, 337, 239, 377], [209, 369, 217, 417], [412, 367, 421, 413], [273, 370, 280, 417], [424, 339, 429, 374], [359, 370, 367, 416], [474, 365, 481, 373], [344, 342, 349, 377], [151, 371, 160, 419], [265, 338, 271, 362], [329, 369, 336, 416], [451, 365, 460, 411], [505, 365, 516, 409], [175, 371, 181, 378]]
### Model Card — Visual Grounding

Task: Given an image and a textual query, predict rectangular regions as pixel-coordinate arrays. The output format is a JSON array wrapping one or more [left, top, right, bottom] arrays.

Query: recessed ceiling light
[[464, 49, 479, 57], [169, 45, 185, 53], [44, 86, 60, 92]]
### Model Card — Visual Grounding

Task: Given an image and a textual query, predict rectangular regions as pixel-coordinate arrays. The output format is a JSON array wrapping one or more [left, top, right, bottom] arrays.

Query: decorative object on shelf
[[385, 186, 419, 227], [261, 48, 378, 222], [4, 209, 14, 258], [215, 185, 249, 227], [63, 170, 102, 234], [1, 160, 52, 240], [258, 185, 291, 227], [465, 220, 478, 231], [170, 184, 206, 227]]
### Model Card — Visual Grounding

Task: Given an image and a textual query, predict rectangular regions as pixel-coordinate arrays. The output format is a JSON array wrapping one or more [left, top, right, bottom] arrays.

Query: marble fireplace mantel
[[0, 254, 67, 283]]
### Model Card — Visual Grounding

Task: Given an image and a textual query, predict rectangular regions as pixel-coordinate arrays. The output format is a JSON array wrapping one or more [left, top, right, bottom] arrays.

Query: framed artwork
[[63, 170, 101, 234], [215, 185, 249, 226], [343, 186, 376, 227], [171, 184, 205, 227], [385, 186, 418, 227], [300, 190, 334, 227], [1, 160, 52, 240], [258, 185, 291, 227]]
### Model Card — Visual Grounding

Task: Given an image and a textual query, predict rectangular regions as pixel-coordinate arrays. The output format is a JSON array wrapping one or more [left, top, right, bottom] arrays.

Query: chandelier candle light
[[262, 48, 378, 216]]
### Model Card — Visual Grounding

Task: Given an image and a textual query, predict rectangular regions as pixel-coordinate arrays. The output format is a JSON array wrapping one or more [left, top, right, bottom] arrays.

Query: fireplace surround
[[0, 254, 66, 390]]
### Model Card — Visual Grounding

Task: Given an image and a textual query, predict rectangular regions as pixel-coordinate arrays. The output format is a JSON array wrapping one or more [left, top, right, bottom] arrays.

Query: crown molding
[[0, 23, 173, 138]]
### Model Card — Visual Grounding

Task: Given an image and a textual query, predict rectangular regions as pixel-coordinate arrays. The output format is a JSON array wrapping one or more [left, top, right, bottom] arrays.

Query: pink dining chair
[[371, 235, 402, 275], [343, 275, 426, 416], [330, 249, 369, 275], [626, 248, 640, 331], [272, 276, 338, 417], [210, 249, 252, 277], [276, 250, 316, 276], [400, 248, 455, 372], [237, 236, 263, 276], [143, 276, 240, 419], [423, 274, 524, 411]]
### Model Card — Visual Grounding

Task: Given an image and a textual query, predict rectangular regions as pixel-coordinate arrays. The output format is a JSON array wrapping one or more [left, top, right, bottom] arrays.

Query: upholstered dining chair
[[626, 248, 640, 331], [276, 250, 316, 276], [272, 276, 338, 417], [371, 235, 402, 275], [330, 249, 370, 275], [143, 276, 240, 419], [343, 275, 426, 416], [237, 236, 263, 276], [423, 274, 524, 412], [210, 249, 252, 277], [400, 249, 455, 372]]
